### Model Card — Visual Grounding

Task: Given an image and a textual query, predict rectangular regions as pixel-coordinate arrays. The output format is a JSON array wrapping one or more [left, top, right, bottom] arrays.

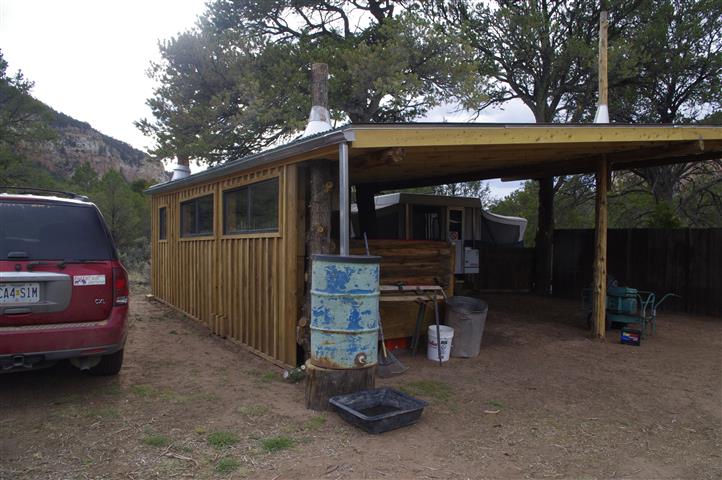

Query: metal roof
[[145, 127, 353, 195], [146, 122, 722, 195]]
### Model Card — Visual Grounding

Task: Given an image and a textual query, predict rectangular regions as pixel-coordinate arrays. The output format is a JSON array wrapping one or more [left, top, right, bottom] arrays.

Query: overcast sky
[[0, 0, 530, 197]]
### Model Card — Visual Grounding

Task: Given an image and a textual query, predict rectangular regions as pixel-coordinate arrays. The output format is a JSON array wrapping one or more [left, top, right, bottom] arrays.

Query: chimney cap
[[171, 164, 191, 181]]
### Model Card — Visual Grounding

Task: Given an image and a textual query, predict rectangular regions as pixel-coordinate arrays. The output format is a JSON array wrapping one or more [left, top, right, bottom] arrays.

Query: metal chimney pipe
[[302, 63, 333, 137], [171, 154, 191, 181], [339, 142, 350, 255]]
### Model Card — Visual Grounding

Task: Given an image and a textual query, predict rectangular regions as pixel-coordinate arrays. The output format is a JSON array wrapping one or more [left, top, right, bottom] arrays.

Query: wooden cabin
[[147, 123, 722, 367]]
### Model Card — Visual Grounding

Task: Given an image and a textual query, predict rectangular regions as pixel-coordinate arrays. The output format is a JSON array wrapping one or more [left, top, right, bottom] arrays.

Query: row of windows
[[158, 178, 279, 239]]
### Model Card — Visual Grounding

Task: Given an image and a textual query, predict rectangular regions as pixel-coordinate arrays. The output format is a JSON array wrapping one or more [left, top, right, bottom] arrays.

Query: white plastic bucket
[[427, 325, 454, 362]]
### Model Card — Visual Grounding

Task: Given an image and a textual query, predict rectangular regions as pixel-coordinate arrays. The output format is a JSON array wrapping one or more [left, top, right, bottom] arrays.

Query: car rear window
[[0, 201, 115, 260]]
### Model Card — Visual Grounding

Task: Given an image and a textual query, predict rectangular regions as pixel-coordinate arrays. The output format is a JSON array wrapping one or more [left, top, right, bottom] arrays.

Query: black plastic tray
[[329, 388, 428, 434]]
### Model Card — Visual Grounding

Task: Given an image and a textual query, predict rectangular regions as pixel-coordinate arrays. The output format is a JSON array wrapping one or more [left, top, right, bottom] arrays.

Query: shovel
[[377, 320, 408, 378]]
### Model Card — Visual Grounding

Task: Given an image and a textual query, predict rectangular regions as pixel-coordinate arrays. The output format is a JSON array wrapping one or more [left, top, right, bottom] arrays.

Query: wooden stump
[[304, 360, 375, 411]]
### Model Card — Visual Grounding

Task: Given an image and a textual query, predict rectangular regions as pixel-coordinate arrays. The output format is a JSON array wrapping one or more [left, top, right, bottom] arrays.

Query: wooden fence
[[553, 229, 722, 317], [469, 245, 535, 292]]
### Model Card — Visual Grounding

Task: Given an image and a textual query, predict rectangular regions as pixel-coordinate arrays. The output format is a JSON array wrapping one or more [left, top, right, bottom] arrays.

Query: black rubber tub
[[329, 388, 428, 434]]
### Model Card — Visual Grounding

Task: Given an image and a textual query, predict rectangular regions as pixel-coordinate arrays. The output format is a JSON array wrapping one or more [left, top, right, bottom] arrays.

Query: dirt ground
[[1, 287, 720, 480]]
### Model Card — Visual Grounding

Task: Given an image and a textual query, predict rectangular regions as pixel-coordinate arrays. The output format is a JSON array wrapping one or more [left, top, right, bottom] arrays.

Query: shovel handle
[[433, 294, 443, 367], [378, 320, 388, 358]]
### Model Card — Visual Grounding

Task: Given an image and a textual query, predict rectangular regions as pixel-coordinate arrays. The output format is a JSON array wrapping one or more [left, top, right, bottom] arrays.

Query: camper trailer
[[352, 193, 527, 275]]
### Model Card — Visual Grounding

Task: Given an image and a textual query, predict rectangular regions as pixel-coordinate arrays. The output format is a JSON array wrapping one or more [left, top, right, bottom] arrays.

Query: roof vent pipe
[[593, 11, 609, 123], [302, 63, 333, 137], [171, 154, 191, 181]]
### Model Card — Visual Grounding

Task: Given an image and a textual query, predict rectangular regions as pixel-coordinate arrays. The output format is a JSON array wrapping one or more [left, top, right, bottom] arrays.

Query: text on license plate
[[0, 283, 40, 304]]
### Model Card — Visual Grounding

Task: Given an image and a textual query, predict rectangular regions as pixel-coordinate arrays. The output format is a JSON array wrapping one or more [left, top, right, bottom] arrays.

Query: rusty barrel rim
[[312, 254, 381, 264]]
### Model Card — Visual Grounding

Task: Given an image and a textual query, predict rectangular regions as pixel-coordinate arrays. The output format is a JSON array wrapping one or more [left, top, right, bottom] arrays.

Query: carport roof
[[146, 123, 722, 194]]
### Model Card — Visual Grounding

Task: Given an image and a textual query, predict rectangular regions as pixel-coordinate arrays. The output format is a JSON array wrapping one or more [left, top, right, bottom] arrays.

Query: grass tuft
[[86, 407, 120, 419], [207, 431, 240, 449], [260, 435, 295, 453], [260, 372, 278, 383], [237, 404, 270, 417], [215, 457, 241, 474], [400, 380, 452, 402], [142, 434, 170, 447], [98, 384, 123, 396], [303, 415, 326, 430], [130, 384, 156, 397], [489, 399, 504, 409]]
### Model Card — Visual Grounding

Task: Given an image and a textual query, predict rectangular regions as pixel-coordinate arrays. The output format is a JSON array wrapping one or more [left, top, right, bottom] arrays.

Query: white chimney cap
[[171, 164, 191, 181], [302, 105, 332, 137], [594, 105, 609, 123]]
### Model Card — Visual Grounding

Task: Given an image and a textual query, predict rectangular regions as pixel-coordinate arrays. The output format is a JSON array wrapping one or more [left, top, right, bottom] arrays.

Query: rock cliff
[[20, 110, 168, 183]]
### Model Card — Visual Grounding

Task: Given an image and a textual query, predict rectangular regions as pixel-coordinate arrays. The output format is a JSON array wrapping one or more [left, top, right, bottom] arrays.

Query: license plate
[[0, 283, 40, 304]]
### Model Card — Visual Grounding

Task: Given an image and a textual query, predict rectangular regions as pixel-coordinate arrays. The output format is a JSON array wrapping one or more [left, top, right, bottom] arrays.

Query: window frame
[[179, 194, 215, 238], [222, 178, 280, 237], [158, 206, 168, 241]]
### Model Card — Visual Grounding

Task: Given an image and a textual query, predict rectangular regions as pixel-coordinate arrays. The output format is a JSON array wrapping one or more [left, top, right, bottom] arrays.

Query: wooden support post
[[298, 159, 333, 356], [308, 160, 333, 255], [301, 63, 374, 409], [356, 184, 378, 239], [534, 177, 554, 295], [591, 157, 609, 338], [298, 63, 334, 357]]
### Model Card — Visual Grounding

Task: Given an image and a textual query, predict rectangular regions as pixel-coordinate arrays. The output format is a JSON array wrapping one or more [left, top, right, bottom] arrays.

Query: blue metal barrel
[[310, 254, 381, 369]]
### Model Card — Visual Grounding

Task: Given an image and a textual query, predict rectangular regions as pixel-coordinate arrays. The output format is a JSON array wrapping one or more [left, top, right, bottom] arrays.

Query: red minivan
[[0, 188, 129, 375]]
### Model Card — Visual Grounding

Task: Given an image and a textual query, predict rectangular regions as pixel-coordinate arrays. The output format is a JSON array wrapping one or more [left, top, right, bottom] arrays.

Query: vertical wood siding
[[150, 165, 299, 367]]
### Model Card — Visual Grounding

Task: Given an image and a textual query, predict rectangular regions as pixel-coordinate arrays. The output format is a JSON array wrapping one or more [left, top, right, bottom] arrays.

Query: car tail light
[[112, 267, 129, 306]]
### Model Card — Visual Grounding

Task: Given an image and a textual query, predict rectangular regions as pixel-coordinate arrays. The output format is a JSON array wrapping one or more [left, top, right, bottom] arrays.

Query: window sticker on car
[[73, 275, 106, 286]]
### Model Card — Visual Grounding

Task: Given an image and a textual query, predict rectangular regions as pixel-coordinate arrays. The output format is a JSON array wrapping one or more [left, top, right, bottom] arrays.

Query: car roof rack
[[0, 185, 89, 201]]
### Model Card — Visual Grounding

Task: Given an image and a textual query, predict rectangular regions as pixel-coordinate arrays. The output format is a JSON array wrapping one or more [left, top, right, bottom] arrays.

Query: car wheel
[[88, 349, 124, 376]]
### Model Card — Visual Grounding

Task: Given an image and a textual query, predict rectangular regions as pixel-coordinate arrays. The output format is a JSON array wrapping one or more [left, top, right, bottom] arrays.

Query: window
[[159, 207, 167, 240], [180, 195, 214, 237], [223, 179, 279, 234], [412, 205, 443, 241], [0, 201, 115, 260]]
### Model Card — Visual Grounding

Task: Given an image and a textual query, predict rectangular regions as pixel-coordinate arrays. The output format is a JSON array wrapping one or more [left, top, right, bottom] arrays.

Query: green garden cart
[[582, 286, 680, 337]]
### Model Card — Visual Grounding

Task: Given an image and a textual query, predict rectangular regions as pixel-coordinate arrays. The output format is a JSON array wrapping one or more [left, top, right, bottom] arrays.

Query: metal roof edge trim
[[145, 127, 351, 195], [145, 123, 721, 195]]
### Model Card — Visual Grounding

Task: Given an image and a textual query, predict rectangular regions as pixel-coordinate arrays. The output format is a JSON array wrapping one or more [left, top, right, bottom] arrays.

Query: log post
[[308, 160, 333, 255], [356, 184, 378, 239], [534, 177, 554, 295], [300, 64, 376, 410], [298, 64, 334, 356], [591, 157, 609, 338]]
